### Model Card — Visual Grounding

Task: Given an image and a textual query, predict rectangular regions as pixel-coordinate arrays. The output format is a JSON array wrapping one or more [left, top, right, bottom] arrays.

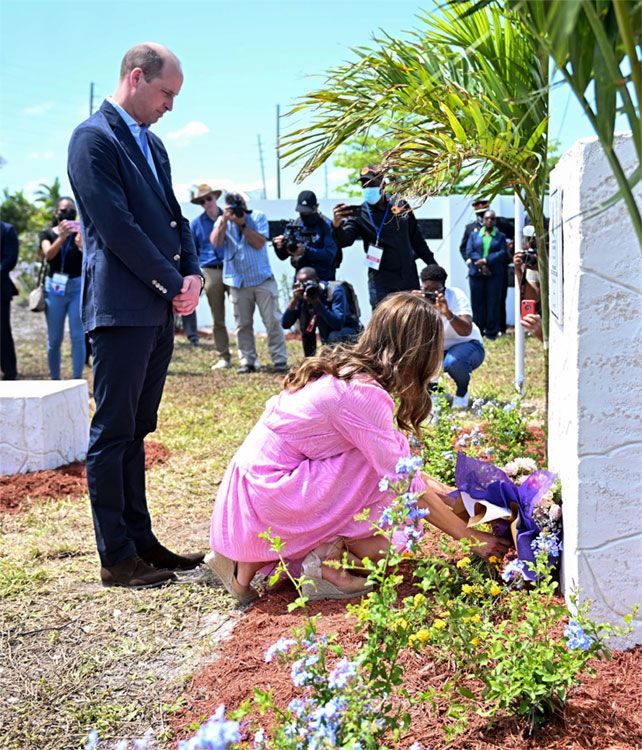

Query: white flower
[[378, 478, 390, 492], [503, 460, 518, 476], [514, 457, 538, 472]]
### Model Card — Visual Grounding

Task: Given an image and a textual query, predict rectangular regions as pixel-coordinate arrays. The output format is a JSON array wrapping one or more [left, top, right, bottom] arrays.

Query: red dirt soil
[[173, 566, 641, 749], [0, 441, 170, 514]]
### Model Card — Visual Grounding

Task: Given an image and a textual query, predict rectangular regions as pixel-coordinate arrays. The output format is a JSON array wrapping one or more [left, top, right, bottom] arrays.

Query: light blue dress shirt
[[107, 96, 159, 183], [220, 211, 274, 288]]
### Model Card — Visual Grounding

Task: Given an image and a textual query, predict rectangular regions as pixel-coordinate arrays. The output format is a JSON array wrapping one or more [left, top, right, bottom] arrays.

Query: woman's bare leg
[[237, 561, 268, 587]]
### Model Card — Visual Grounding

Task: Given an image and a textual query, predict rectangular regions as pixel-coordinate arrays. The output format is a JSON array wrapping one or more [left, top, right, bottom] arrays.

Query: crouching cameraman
[[273, 191, 338, 282], [281, 267, 362, 357]]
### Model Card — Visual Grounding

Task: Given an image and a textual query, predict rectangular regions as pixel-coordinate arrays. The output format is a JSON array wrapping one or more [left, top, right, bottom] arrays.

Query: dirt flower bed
[[172, 575, 642, 750], [0, 440, 170, 514]]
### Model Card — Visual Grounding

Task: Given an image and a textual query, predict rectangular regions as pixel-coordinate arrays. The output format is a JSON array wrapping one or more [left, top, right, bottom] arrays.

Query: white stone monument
[[548, 133, 642, 647], [0, 380, 89, 475]]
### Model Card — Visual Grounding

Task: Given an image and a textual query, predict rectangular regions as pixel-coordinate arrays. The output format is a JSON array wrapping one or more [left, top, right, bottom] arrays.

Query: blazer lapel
[[100, 101, 172, 213]]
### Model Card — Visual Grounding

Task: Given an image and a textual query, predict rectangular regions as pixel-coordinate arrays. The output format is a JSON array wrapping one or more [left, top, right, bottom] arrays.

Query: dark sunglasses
[[202, 195, 216, 203]]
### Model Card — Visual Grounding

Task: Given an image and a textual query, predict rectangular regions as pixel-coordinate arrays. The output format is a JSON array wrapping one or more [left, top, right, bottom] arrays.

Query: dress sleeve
[[329, 378, 426, 493]]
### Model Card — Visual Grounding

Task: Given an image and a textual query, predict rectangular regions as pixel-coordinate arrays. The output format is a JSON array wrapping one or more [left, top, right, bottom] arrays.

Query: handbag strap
[[36, 258, 47, 287]]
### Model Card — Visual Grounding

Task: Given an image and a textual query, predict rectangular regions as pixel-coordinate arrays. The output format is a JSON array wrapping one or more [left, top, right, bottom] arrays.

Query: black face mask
[[300, 213, 317, 227], [57, 207, 76, 221]]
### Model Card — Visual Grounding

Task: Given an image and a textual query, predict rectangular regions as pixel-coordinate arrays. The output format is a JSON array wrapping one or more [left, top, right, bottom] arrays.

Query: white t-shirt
[[441, 287, 484, 351]]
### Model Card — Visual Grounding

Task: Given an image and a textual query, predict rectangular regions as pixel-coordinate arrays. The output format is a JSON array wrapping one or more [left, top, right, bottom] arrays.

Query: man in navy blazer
[[68, 43, 205, 589], [465, 210, 508, 340]]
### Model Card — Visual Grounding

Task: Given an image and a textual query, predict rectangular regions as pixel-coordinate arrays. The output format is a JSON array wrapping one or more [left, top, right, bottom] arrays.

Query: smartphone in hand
[[520, 299, 537, 319]]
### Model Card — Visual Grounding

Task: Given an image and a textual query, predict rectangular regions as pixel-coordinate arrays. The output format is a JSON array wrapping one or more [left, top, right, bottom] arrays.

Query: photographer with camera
[[210, 192, 288, 374], [38, 196, 86, 380], [273, 191, 338, 282], [415, 264, 484, 409], [514, 224, 543, 341], [281, 267, 362, 357], [332, 165, 435, 310]]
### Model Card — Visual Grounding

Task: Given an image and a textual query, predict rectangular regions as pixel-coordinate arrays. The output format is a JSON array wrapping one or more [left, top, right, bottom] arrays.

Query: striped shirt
[[220, 210, 273, 288]]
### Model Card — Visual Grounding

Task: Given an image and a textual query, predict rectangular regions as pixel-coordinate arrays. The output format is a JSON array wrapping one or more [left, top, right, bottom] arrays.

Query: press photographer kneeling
[[281, 267, 362, 357], [417, 264, 485, 409]]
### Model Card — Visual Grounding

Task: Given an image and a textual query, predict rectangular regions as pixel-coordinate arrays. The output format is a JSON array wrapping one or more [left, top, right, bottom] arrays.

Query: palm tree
[[282, 1, 551, 331], [33, 177, 62, 213], [469, 0, 641, 250]]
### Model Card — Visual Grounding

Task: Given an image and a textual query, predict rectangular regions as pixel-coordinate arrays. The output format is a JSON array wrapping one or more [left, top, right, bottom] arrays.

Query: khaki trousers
[[202, 267, 231, 361], [229, 277, 288, 367]]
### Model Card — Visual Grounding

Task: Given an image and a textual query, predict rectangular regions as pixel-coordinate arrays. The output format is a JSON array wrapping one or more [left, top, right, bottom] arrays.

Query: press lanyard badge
[[364, 202, 390, 271], [365, 244, 384, 270], [51, 273, 69, 296]]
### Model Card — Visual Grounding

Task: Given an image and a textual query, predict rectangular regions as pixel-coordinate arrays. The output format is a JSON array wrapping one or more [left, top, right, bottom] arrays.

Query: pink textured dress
[[210, 373, 426, 564]]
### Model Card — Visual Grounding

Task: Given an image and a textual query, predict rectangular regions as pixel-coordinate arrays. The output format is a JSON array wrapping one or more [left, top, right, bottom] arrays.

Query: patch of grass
[[2, 308, 546, 748]]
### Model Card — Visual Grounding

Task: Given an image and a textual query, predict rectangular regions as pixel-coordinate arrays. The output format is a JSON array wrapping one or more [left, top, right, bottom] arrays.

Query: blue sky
[[0, 0, 601, 204]]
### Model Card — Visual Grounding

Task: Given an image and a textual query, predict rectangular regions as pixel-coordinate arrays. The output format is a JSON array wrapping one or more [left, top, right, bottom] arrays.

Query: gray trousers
[[203, 267, 231, 361], [229, 277, 288, 367]]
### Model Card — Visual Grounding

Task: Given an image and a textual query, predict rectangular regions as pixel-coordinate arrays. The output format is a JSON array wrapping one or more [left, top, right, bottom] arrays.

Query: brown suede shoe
[[100, 555, 176, 589], [139, 543, 205, 571]]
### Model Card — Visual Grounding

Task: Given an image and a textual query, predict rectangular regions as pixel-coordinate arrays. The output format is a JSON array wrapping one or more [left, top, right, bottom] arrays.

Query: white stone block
[[0, 380, 89, 475], [549, 133, 642, 648]]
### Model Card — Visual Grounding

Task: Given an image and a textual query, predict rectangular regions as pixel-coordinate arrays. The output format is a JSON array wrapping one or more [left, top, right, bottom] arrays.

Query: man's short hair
[[420, 264, 448, 284], [120, 44, 166, 83]]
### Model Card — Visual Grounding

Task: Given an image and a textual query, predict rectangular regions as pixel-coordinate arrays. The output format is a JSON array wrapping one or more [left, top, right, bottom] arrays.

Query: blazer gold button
[[170, 220, 177, 228], [173, 254, 180, 261]]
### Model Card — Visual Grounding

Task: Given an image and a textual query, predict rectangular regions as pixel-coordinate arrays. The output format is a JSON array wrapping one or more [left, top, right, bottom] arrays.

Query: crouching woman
[[207, 293, 508, 603]]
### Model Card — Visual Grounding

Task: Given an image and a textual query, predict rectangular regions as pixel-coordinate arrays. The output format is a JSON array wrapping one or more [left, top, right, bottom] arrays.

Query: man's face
[[420, 279, 445, 295], [295, 270, 316, 287], [130, 61, 183, 124], [483, 211, 496, 229], [201, 193, 220, 217]]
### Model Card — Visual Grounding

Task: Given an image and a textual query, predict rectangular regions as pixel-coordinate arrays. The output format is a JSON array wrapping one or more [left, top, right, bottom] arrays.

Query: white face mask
[[362, 186, 381, 205]]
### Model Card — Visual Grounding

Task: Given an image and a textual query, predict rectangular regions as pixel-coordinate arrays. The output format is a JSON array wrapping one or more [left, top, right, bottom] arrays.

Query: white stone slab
[[0, 380, 89, 474], [548, 133, 642, 648]]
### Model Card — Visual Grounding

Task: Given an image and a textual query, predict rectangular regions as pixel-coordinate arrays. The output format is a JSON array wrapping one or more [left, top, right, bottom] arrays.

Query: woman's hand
[[58, 220, 73, 240], [468, 529, 511, 561]]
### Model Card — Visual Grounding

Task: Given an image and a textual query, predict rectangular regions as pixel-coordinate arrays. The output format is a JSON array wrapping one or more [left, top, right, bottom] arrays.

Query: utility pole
[[257, 134, 267, 199], [89, 82, 96, 116], [276, 104, 281, 199]]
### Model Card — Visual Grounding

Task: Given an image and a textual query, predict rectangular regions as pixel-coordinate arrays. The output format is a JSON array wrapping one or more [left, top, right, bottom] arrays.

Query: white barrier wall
[[0, 380, 89, 474], [548, 134, 642, 647]]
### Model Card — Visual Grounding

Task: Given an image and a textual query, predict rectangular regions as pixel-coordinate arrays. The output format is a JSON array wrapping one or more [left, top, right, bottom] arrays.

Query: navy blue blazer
[[67, 100, 200, 332], [1, 222, 19, 300], [465, 228, 508, 277]]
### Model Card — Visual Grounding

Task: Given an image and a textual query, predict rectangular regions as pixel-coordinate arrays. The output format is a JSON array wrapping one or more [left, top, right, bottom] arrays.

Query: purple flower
[[395, 455, 424, 475], [264, 637, 296, 663], [531, 532, 563, 560], [328, 658, 358, 689], [565, 620, 593, 651], [501, 559, 528, 587], [291, 653, 319, 687], [84, 730, 99, 750]]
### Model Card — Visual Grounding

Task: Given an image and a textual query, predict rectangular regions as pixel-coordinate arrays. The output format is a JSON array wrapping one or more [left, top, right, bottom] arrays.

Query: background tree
[[33, 177, 62, 213], [470, 0, 641, 250], [282, 1, 551, 333]]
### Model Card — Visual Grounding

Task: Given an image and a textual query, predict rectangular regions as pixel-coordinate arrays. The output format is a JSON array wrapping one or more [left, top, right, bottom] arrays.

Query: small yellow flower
[[437, 610, 451, 618], [488, 556, 501, 565], [432, 618, 447, 630], [397, 617, 409, 630], [415, 628, 430, 643], [471, 637, 480, 647], [413, 593, 427, 609], [489, 582, 502, 596], [472, 614, 481, 623], [462, 584, 474, 595], [456, 557, 472, 569]]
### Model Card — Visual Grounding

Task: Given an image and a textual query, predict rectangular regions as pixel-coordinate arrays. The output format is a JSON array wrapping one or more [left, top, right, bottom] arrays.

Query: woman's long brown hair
[[283, 292, 443, 434]]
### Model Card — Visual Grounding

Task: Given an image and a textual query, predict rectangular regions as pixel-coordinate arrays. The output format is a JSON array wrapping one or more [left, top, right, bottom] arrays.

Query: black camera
[[302, 280, 321, 300], [57, 207, 77, 221], [281, 221, 314, 254], [423, 291, 437, 304], [523, 249, 538, 270], [227, 202, 246, 219]]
